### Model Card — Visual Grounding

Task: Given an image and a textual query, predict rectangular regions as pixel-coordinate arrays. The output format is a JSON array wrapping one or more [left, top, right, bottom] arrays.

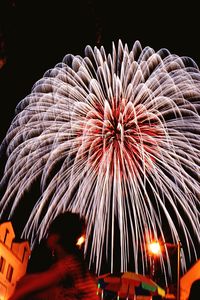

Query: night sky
[[0, 0, 199, 143], [0, 0, 199, 281]]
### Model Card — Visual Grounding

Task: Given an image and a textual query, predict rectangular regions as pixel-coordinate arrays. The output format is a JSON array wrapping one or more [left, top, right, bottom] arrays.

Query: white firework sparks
[[0, 40, 200, 281]]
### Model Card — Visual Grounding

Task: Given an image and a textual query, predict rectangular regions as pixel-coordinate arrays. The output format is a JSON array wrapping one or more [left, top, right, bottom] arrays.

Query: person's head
[[47, 211, 86, 253]]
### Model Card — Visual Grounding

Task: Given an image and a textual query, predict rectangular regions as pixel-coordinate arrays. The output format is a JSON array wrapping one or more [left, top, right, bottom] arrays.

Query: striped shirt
[[26, 254, 99, 300]]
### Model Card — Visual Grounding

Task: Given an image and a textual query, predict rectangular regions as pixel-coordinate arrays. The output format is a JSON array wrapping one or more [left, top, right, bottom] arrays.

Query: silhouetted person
[[9, 211, 99, 300], [188, 279, 200, 300], [26, 237, 53, 274]]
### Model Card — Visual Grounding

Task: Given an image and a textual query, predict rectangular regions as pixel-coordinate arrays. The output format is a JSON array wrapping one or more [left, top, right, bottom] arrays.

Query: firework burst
[[0, 40, 200, 280]]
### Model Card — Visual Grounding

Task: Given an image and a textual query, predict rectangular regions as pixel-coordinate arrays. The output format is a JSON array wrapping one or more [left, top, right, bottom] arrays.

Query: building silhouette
[[0, 221, 31, 300]]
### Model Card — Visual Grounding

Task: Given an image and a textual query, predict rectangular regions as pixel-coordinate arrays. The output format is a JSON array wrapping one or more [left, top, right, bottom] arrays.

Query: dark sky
[[0, 0, 199, 143]]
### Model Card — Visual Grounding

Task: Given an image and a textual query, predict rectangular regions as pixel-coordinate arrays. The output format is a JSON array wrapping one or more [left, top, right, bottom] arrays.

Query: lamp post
[[165, 241, 181, 300], [177, 240, 181, 300], [148, 240, 181, 300]]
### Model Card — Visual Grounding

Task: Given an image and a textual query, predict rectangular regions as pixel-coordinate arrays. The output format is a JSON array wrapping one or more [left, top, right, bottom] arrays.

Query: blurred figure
[[188, 278, 200, 300], [9, 211, 99, 300], [26, 237, 53, 274]]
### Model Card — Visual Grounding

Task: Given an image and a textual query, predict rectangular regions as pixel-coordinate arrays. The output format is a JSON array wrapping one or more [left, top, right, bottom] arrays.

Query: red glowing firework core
[[78, 98, 162, 176]]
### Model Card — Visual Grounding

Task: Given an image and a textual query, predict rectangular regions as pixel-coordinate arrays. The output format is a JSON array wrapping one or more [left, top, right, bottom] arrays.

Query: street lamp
[[148, 240, 181, 300], [147, 242, 162, 280]]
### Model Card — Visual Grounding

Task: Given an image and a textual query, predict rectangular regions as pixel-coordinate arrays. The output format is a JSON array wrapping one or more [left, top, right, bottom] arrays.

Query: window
[[22, 247, 27, 262], [0, 256, 6, 273], [3, 229, 9, 244], [6, 264, 13, 282]]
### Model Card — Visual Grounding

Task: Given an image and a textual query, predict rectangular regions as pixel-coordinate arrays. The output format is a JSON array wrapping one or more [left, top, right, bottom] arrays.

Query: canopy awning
[[98, 272, 166, 298]]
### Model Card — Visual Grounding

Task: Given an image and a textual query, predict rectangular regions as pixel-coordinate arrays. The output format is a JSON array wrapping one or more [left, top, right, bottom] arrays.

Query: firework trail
[[0, 40, 200, 280]]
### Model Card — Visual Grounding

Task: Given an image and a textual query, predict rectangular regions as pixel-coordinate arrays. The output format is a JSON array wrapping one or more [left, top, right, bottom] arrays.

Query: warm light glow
[[76, 235, 86, 247], [148, 242, 161, 255]]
